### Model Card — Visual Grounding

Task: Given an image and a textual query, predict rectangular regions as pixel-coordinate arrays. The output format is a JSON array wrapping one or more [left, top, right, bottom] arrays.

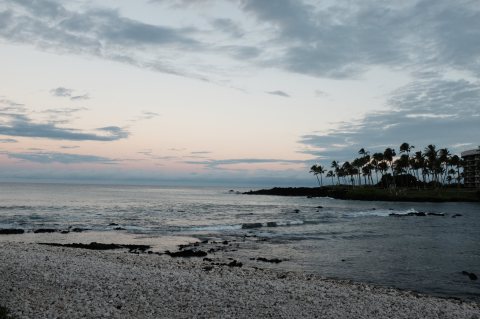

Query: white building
[[461, 147, 480, 188]]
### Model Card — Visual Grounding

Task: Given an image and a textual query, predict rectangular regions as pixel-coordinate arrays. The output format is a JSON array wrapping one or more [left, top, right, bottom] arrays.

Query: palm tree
[[331, 160, 340, 185], [326, 170, 335, 185], [310, 164, 321, 187], [372, 152, 384, 184], [310, 164, 326, 187], [399, 142, 414, 176], [424, 145, 438, 185], [383, 147, 396, 186], [439, 148, 451, 185]]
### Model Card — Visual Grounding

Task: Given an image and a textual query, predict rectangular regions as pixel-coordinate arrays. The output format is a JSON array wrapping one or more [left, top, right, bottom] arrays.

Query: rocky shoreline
[[244, 187, 480, 202], [1, 241, 479, 318]]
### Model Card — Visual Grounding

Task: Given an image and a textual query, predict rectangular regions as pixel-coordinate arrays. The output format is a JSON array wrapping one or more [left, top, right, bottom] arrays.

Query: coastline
[[244, 186, 480, 202], [1, 241, 479, 318]]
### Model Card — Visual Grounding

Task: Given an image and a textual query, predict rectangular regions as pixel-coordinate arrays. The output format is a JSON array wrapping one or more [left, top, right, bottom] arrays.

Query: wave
[[187, 219, 317, 232], [345, 208, 418, 218]]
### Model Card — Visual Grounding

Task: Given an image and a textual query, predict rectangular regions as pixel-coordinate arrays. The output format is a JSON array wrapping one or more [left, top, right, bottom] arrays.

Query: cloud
[[0, 0, 208, 80], [3, 0, 479, 83], [0, 138, 17, 143], [299, 78, 480, 161], [50, 87, 90, 101], [211, 18, 245, 37], [239, 0, 480, 78], [185, 158, 306, 169], [50, 87, 73, 97], [0, 98, 128, 141], [7, 151, 116, 164], [129, 111, 160, 123], [190, 151, 211, 155], [266, 90, 290, 98]]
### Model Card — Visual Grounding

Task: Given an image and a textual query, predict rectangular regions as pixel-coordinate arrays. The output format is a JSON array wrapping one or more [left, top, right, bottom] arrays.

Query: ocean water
[[0, 182, 479, 300]]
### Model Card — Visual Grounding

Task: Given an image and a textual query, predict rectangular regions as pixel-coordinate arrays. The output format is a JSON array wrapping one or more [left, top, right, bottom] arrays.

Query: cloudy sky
[[0, 0, 479, 186]]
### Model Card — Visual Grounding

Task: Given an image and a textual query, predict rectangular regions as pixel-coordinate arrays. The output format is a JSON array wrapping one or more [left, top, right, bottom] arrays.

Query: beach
[[1, 241, 479, 319]]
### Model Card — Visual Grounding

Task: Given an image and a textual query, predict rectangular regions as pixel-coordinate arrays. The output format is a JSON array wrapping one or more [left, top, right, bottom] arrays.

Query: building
[[461, 147, 480, 188]]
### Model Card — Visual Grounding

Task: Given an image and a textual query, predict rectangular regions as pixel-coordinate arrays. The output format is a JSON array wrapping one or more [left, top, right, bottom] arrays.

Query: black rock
[[257, 257, 282, 264], [114, 227, 126, 230], [108, 223, 119, 226], [427, 212, 445, 216], [317, 206, 323, 209], [293, 209, 300, 213], [71, 228, 85, 232], [39, 242, 151, 251], [34, 229, 57, 233], [266, 222, 278, 227], [203, 257, 213, 262], [60, 230, 70, 234], [222, 240, 229, 245], [241, 223, 263, 229], [461, 271, 478, 280], [0, 229, 24, 235], [165, 249, 208, 258], [228, 260, 243, 267], [452, 214, 462, 218], [203, 265, 213, 271]]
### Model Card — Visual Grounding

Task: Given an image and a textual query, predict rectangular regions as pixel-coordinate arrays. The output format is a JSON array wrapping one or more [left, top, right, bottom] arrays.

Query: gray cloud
[[0, 0, 207, 80], [51, 87, 90, 101], [0, 99, 128, 141], [185, 158, 306, 169], [2, 0, 479, 82], [51, 87, 73, 97], [299, 78, 480, 161], [266, 90, 290, 98], [240, 0, 480, 78], [212, 18, 245, 37], [0, 138, 17, 143], [7, 151, 116, 164]]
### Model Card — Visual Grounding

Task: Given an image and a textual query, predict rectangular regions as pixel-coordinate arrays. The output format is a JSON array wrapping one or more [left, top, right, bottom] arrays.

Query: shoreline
[[1, 241, 479, 318], [244, 186, 480, 202]]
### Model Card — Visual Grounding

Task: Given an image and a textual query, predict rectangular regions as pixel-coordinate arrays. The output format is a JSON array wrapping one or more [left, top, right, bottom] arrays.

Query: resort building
[[461, 147, 480, 188]]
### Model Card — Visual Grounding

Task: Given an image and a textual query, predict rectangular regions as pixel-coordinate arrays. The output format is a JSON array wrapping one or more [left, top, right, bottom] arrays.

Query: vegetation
[[309, 143, 466, 189]]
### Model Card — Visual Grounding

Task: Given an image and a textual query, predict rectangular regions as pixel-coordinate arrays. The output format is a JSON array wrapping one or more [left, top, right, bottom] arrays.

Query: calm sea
[[0, 183, 479, 300]]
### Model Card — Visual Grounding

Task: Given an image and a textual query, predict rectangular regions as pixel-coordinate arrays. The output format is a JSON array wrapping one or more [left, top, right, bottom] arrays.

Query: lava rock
[[241, 223, 263, 229], [256, 257, 282, 264], [165, 249, 207, 258], [0, 229, 24, 235], [461, 271, 478, 280], [427, 212, 445, 216], [228, 260, 243, 267]]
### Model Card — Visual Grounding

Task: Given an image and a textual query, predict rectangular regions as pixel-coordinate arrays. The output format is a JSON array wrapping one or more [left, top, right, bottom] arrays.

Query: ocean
[[0, 182, 479, 300]]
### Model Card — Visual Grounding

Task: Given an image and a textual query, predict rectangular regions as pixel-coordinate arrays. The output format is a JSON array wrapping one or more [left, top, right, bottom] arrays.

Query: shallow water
[[0, 182, 479, 300]]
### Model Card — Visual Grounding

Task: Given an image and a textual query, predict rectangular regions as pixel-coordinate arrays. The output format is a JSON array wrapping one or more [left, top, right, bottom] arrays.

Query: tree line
[[309, 143, 465, 188]]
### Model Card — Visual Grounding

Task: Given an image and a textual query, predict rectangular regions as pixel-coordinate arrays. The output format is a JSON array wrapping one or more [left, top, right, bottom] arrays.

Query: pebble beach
[[1, 241, 479, 319]]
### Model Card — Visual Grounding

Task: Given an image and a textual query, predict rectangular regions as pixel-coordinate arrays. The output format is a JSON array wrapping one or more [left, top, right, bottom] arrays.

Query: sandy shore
[[0, 242, 479, 319]]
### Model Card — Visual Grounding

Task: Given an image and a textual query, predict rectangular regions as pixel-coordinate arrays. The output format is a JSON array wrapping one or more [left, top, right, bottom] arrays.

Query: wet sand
[[1, 241, 478, 319]]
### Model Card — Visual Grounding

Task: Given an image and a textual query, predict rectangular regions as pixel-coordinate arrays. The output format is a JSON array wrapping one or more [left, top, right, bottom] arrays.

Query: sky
[[0, 0, 479, 186]]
